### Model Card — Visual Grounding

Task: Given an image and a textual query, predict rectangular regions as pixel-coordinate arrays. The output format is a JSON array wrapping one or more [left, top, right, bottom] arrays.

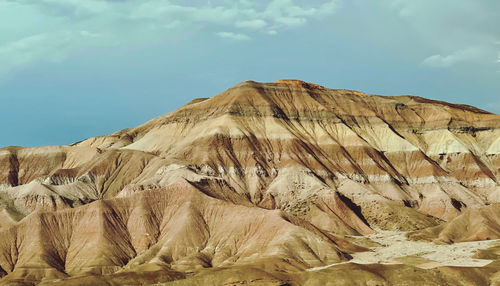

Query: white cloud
[[0, 31, 100, 79], [386, 0, 500, 69], [0, 0, 339, 79], [6, 0, 112, 18], [8, 0, 339, 30], [235, 19, 267, 29], [79, 30, 101, 38], [216, 32, 251, 41], [128, 0, 338, 29], [262, 0, 338, 28], [265, 0, 328, 18], [275, 16, 306, 26], [422, 46, 496, 68]]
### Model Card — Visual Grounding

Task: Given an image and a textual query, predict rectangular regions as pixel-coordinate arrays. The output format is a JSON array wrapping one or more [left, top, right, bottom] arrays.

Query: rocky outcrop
[[409, 203, 500, 243]]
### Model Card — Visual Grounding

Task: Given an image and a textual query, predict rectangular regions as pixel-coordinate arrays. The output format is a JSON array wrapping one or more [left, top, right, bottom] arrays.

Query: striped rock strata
[[0, 80, 498, 285]]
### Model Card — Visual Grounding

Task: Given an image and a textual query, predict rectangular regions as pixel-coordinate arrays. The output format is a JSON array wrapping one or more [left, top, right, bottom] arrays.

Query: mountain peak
[[0, 79, 499, 285], [273, 79, 325, 89]]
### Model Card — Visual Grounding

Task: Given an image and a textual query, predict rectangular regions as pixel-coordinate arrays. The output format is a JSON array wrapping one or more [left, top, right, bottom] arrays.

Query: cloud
[[235, 19, 267, 29], [262, 0, 338, 28], [6, 0, 111, 18], [421, 46, 496, 68], [386, 0, 500, 69], [8, 0, 339, 29], [0, 31, 100, 79], [264, 0, 337, 18], [216, 32, 251, 41], [0, 0, 339, 79], [128, 0, 338, 29], [275, 16, 306, 26]]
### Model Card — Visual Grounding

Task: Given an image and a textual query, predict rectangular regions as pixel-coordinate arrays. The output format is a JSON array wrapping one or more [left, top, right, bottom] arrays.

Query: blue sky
[[1, 0, 499, 147]]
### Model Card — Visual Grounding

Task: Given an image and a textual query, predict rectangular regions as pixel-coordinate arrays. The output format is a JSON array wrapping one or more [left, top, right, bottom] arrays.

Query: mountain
[[0, 80, 499, 285]]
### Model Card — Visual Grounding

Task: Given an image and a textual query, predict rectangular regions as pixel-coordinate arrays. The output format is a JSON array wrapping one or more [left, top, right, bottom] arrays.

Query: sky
[[0, 0, 499, 147]]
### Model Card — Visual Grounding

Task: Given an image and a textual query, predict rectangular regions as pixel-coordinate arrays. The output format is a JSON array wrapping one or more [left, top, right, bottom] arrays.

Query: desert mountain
[[0, 80, 499, 285]]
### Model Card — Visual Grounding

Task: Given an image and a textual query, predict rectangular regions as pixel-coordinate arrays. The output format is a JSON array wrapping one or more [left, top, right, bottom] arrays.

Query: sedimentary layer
[[0, 80, 499, 285]]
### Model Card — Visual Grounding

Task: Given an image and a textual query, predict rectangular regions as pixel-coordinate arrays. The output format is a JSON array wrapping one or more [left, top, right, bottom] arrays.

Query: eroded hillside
[[0, 80, 499, 285]]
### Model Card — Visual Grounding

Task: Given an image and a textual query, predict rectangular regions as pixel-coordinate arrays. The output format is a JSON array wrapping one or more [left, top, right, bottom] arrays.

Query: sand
[[308, 229, 500, 271]]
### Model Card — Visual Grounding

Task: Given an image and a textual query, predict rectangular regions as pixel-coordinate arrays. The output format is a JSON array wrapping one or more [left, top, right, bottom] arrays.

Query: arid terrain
[[0, 80, 499, 285]]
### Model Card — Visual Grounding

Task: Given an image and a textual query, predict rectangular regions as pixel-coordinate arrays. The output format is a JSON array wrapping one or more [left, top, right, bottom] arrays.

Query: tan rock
[[0, 80, 499, 285]]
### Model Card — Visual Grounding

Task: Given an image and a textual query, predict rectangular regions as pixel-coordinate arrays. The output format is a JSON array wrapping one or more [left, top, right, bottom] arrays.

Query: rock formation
[[0, 80, 499, 285]]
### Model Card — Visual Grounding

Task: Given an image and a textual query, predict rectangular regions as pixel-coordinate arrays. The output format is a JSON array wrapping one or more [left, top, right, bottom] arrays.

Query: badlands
[[0, 80, 499, 285]]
